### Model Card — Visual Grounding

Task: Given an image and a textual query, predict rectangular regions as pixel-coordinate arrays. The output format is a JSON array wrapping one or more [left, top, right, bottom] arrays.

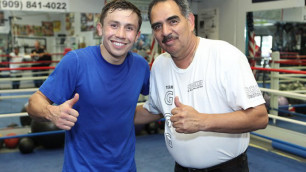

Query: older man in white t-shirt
[[134, 0, 268, 171]]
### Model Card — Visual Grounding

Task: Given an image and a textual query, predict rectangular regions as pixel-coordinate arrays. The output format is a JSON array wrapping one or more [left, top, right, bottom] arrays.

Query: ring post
[[270, 51, 280, 124]]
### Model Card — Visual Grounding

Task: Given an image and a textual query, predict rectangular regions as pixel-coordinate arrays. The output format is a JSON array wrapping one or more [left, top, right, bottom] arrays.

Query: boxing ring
[[250, 51, 306, 158], [0, 51, 305, 159]]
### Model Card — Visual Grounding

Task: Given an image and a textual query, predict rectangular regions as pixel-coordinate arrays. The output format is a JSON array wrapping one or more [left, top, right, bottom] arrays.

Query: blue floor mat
[[0, 134, 305, 172]]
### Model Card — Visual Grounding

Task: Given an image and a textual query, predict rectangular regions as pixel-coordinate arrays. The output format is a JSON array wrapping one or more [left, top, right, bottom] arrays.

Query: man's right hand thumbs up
[[66, 93, 79, 108], [47, 93, 80, 130]]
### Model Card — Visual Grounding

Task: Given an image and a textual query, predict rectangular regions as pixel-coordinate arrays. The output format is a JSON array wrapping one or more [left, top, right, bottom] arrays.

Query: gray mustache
[[162, 34, 177, 43]]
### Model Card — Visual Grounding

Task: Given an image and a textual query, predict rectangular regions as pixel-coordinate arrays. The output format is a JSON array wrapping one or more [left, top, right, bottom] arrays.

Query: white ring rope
[[260, 88, 306, 101], [0, 88, 37, 99], [0, 88, 37, 93], [0, 95, 32, 99], [1, 71, 52, 76], [281, 66, 306, 70], [0, 76, 48, 82], [277, 77, 306, 82], [268, 114, 306, 126], [0, 112, 28, 118]]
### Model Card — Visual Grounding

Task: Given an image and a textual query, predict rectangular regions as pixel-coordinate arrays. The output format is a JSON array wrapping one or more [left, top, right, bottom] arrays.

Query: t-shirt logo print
[[245, 85, 262, 99], [164, 90, 174, 105], [164, 113, 172, 128], [165, 133, 173, 148]]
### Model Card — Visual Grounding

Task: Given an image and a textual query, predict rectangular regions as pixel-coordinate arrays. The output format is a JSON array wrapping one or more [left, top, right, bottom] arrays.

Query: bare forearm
[[200, 104, 268, 133], [134, 105, 163, 125], [27, 91, 53, 122]]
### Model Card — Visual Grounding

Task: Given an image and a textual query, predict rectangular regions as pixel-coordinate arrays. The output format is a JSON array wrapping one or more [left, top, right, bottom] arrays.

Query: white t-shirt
[[144, 38, 265, 168], [9, 52, 24, 73]]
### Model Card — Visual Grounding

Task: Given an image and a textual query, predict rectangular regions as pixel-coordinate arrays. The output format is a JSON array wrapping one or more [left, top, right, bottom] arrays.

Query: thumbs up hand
[[170, 96, 202, 134], [47, 93, 80, 130]]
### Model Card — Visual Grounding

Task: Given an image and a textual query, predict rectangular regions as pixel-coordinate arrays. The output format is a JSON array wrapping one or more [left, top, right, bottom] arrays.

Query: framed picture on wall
[[42, 21, 54, 36]]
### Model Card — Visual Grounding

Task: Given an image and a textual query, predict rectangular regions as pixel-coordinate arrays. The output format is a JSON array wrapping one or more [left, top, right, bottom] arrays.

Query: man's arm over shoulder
[[134, 104, 163, 125]]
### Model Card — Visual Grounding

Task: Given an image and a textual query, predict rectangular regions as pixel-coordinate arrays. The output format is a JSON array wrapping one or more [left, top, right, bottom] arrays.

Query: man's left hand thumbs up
[[170, 96, 202, 134]]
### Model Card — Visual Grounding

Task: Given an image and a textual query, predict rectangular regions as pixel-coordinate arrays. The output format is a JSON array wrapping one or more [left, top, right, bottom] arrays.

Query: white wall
[[197, 0, 305, 53], [69, 0, 103, 13]]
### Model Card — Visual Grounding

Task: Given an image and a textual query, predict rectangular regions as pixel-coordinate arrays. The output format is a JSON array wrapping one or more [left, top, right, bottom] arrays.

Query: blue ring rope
[[0, 130, 65, 140]]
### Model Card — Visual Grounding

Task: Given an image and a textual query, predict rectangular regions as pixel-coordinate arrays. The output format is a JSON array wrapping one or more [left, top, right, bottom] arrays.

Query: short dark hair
[[100, 0, 142, 32], [148, 0, 191, 23]]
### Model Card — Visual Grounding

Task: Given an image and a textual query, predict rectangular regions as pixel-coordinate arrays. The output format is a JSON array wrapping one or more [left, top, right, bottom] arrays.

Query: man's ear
[[135, 31, 141, 42], [188, 13, 195, 32], [96, 22, 103, 36]]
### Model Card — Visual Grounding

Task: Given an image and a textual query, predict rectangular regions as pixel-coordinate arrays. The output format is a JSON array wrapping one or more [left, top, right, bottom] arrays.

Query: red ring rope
[[0, 66, 55, 71], [251, 67, 306, 74], [0, 60, 59, 65], [279, 52, 299, 55], [280, 55, 306, 59], [0, 52, 64, 57]]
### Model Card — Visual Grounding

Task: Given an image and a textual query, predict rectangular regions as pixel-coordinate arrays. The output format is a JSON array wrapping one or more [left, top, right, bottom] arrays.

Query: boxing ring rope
[[281, 66, 306, 70], [0, 66, 55, 89], [251, 67, 306, 75], [0, 53, 64, 59], [0, 130, 65, 140], [0, 88, 37, 93], [260, 88, 306, 101], [0, 76, 48, 81], [0, 66, 55, 71], [267, 114, 306, 126], [0, 60, 60, 65], [2, 71, 51, 77], [0, 112, 28, 118], [0, 95, 32, 99]]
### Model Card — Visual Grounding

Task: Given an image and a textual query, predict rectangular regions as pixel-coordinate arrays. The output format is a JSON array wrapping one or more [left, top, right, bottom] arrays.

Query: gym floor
[[0, 132, 306, 172]]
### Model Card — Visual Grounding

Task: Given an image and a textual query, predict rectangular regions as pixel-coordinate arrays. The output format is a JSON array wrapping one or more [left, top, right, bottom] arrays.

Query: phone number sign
[[0, 0, 69, 12]]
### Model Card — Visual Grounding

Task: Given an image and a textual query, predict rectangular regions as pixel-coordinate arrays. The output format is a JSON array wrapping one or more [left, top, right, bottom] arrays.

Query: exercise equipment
[[18, 137, 35, 154], [31, 120, 65, 148], [20, 103, 32, 126], [4, 133, 19, 149], [145, 121, 160, 134], [264, 93, 289, 116]]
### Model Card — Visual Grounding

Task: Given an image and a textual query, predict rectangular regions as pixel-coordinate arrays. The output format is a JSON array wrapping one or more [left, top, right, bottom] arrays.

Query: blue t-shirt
[[40, 45, 150, 172]]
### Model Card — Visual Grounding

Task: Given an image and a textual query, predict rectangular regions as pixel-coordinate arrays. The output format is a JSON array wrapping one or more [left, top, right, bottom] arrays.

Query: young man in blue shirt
[[27, 0, 150, 171]]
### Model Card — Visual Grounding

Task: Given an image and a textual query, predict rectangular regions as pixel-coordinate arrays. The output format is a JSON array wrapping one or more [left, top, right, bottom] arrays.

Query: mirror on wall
[[246, 7, 306, 90], [246, 7, 306, 59]]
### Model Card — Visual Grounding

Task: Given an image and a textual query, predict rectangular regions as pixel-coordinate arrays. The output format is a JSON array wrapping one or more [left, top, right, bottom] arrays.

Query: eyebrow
[[151, 15, 180, 29], [167, 15, 180, 22], [109, 20, 137, 28]]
